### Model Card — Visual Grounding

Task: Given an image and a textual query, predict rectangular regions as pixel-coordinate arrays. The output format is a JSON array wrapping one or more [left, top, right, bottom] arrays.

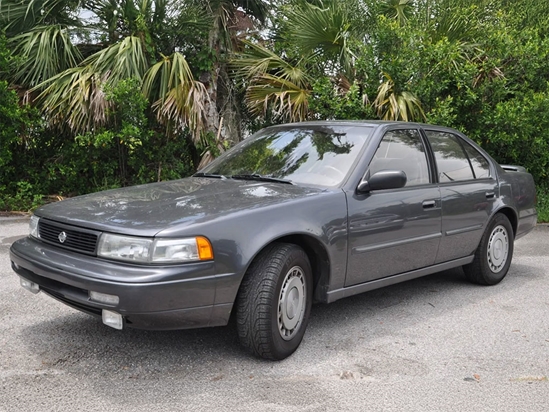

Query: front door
[[345, 129, 442, 287]]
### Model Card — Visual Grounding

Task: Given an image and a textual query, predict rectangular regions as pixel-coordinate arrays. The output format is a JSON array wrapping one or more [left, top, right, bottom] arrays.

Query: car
[[10, 121, 537, 360]]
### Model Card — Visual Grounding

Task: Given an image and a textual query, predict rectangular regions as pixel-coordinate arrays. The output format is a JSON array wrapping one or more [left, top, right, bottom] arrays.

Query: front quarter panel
[[156, 189, 349, 305]]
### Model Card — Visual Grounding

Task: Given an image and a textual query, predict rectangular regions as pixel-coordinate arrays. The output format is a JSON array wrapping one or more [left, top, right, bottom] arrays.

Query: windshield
[[201, 125, 372, 187]]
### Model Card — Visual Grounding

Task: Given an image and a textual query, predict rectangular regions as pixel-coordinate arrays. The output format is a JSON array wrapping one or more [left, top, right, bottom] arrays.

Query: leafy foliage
[[0, 72, 194, 210], [0, 33, 43, 210], [536, 184, 549, 223], [309, 77, 374, 121], [2, 1, 549, 221]]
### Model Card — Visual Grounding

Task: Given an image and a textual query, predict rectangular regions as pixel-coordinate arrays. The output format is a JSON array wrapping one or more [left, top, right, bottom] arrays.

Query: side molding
[[326, 256, 474, 303]]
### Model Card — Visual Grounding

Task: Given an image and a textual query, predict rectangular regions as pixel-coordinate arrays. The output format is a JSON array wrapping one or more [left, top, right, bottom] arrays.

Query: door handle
[[486, 192, 495, 199], [422, 200, 437, 209]]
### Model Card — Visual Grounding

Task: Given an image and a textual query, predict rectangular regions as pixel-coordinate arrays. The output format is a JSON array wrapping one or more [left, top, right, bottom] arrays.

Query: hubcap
[[278, 266, 306, 341], [487, 224, 509, 273]]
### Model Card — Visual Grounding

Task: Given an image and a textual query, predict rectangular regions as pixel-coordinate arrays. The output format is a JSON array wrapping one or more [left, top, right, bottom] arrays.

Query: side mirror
[[357, 170, 407, 193]]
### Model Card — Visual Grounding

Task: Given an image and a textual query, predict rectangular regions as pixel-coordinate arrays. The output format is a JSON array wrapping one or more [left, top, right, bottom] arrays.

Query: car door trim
[[327, 255, 474, 303], [352, 232, 442, 254], [445, 224, 484, 236]]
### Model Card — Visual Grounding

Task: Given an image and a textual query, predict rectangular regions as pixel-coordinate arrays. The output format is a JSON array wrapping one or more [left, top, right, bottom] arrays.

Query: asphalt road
[[1, 217, 548, 412]]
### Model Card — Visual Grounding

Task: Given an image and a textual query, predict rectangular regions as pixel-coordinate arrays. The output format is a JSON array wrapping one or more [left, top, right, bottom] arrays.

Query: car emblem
[[58, 232, 67, 243]]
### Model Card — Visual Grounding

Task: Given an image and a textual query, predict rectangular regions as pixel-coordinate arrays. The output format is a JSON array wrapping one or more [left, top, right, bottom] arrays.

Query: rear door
[[345, 128, 442, 286], [422, 129, 498, 263]]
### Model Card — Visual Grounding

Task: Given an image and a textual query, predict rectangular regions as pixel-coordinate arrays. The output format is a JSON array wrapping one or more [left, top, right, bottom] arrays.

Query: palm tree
[[191, 0, 269, 144], [1, 0, 269, 145], [233, 40, 311, 122], [0, 0, 83, 87], [232, 0, 361, 123], [283, 0, 358, 76]]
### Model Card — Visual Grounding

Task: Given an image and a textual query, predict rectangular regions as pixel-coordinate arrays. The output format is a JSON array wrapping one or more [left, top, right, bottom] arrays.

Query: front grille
[[38, 219, 99, 255]]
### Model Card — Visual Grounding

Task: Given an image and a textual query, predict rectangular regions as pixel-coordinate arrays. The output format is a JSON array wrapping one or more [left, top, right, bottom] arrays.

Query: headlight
[[29, 215, 40, 238], [97, 234, 213, 263], [98, 234, 152, 263]]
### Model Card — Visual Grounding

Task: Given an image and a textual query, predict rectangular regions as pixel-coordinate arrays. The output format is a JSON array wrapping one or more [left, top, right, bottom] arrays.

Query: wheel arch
[[241, 233, 332, 304], [275, 234, 331, 302], [494, 206, 518, 237]]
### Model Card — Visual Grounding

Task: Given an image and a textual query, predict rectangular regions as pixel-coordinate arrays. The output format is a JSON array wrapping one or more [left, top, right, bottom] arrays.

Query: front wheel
[[236, 243, 313, 360], [463, 213, 514, 285]]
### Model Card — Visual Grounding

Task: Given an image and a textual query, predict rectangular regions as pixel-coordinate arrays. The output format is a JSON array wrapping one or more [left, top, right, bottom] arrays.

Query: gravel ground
[[1, 217, 548, 411]]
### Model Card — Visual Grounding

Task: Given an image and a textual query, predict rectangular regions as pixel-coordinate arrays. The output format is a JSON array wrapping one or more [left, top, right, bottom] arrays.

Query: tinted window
[[425, 131, 474, 182], [368, 129, 430, 186], [462, 141, 491, 179], [202, 125, 372, 187]]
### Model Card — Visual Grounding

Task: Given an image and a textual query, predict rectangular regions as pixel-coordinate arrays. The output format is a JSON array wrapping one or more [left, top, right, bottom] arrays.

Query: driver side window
[[368, 129, 430, 187]]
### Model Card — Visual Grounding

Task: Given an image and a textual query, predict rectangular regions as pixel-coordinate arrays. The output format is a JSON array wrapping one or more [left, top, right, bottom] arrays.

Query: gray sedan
[[10, 121, 537, 360]]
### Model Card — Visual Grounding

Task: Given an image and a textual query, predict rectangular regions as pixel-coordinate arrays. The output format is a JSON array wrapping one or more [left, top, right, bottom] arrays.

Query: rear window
[[462, 141, 491, 179], [425, 131, 475, 182]]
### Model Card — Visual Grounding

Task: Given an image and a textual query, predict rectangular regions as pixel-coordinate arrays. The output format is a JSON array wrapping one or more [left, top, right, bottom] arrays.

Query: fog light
[[102, 310, 123, 330], [20, 278, 40, 294], [89, 290, 119, 305]]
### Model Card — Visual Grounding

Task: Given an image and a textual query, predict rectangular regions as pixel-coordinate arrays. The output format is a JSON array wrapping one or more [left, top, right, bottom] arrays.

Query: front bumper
[[10, 237, 235, 330]]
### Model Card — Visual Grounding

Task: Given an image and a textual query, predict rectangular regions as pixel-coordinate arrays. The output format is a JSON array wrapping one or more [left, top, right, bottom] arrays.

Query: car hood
[[35, 177, 325, 236]]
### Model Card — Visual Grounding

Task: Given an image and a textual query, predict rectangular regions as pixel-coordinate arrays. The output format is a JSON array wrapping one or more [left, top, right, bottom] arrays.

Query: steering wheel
[[320, 165, 346, 180]]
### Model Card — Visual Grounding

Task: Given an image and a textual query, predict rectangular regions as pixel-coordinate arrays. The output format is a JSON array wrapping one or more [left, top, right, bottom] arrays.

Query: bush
[[477, 90, 549, 186], [0, 88, 43, 211], [0, 77, 195, 211]]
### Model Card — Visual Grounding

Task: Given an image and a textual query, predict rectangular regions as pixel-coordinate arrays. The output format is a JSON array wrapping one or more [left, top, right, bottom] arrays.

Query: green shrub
[[0, 77, 195, 211], [477, 90, 549, 186], [537, 185, 549, 223]]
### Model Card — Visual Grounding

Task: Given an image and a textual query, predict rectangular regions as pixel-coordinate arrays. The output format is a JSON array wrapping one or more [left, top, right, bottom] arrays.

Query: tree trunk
[[203, 12, 222, 139], [217, 62, 242, 145], [202, 8, 242, 147]]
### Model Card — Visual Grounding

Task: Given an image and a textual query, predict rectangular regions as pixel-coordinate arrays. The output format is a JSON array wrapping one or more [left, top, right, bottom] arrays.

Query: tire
[[236, 243, 313, 360], [463, 213, 514, 285]]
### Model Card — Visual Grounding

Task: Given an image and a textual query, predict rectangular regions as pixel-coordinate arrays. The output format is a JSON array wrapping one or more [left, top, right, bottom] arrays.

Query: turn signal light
[[196, 236, 214, 260]]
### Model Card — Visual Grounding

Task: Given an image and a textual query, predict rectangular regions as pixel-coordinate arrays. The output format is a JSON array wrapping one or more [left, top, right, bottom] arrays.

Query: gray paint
[[10, 121, 538, 331], [345, 185, 442, 286]]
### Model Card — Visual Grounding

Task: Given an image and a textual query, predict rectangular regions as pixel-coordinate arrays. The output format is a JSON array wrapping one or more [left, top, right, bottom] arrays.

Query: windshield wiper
[[230, 174, 294, 185], [193, 172, 228, 180]]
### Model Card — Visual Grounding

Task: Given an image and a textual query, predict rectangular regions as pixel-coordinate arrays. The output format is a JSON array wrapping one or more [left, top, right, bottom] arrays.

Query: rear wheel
[[236, 243, 313, 360], [463, 213, 514, 285]]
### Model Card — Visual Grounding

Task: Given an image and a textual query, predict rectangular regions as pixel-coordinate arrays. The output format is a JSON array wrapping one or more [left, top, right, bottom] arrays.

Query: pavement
[[0, 217, 548, 411]]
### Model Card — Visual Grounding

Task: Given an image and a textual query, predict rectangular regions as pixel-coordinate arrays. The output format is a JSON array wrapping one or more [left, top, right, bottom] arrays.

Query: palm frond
[[233, 40, 310, 88], [232, 40, 311, 122], [32, 35, 149, 133], [10, 25, 82, 87], [246, 73, 311, 122], [34, 67, 110, 132], [0, 0, 82, 36], [428, 0, 487, 54], [379, 0, 414, 27], [88, 36, 149, 82], [173, 2, 212, 31], [143, 52, 207, 139], [284, 0, 356, 75], [373, 73, 425, 121]]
